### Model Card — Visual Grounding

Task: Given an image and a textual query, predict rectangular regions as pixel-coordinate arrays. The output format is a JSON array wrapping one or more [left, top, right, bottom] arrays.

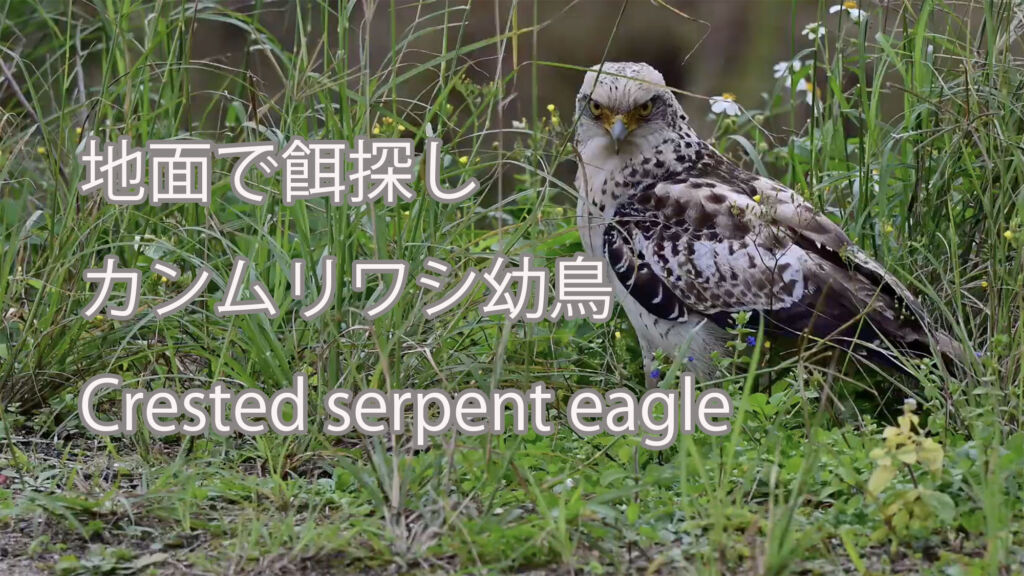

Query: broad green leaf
[[867, 464, 897, 497]]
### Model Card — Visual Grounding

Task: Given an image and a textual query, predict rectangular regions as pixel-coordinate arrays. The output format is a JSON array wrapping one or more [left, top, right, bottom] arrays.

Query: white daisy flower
[[773, 59, 802, 79], [803, 22, 826, 40], [796, 78, 817, 106], [709, 93, 741, 116], [852, 168, 881, 195], [552, 477, 577, 494], [830, 1, 868, 23]]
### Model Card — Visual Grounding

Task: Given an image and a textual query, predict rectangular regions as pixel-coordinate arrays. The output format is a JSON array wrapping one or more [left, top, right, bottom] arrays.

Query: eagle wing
[[604, 146, 960, 359]]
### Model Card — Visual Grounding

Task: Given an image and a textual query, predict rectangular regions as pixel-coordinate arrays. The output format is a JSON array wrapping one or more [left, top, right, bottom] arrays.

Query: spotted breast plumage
[[573, 62, 962, 384]]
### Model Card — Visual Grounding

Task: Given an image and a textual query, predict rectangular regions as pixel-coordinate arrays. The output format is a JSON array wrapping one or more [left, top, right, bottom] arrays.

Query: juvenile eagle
[[573, 62, 961, 384]]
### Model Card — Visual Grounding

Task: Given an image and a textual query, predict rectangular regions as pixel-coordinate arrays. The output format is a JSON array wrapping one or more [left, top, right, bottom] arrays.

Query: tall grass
[[1, 0, 1023, 574]]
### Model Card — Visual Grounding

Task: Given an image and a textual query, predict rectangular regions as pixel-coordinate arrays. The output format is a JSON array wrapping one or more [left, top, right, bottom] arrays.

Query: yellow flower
[[372, 123, 381, 135], [763, 340, 771, 349], [383, 117, 393, 125], [1004, 230, 1014, 240], [36, 146, 46, 155], [458, 156, 469, 165], [160, 276, 169, 283], [94, 314, 104, 322], [75, 127, 83, 135], [843, 0, 857, 9], [721, 92, 737, 101], [884, 224, 895, 234], [614, 331, 621, 339], [551, 116, 560, 126], [397, 124, 406, 132], [981, 280, 989, 289], [546, 103, 556, 112]]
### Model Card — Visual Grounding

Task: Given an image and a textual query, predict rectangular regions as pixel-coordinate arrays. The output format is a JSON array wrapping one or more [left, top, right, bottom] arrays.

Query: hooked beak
[[607, 115, 630, 151]]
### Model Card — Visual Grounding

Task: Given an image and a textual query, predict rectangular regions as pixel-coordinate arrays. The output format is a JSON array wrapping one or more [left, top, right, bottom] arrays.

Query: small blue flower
[[687, 356, 695, 363], [975, 351, 984, 358], [650, 368, 662, 380], [746, 336, 757, 347]]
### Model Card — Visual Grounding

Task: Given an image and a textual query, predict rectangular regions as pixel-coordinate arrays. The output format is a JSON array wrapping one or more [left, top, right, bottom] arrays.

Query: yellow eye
[[637, 99, 654, 117], [588, 100, 603, 116]]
